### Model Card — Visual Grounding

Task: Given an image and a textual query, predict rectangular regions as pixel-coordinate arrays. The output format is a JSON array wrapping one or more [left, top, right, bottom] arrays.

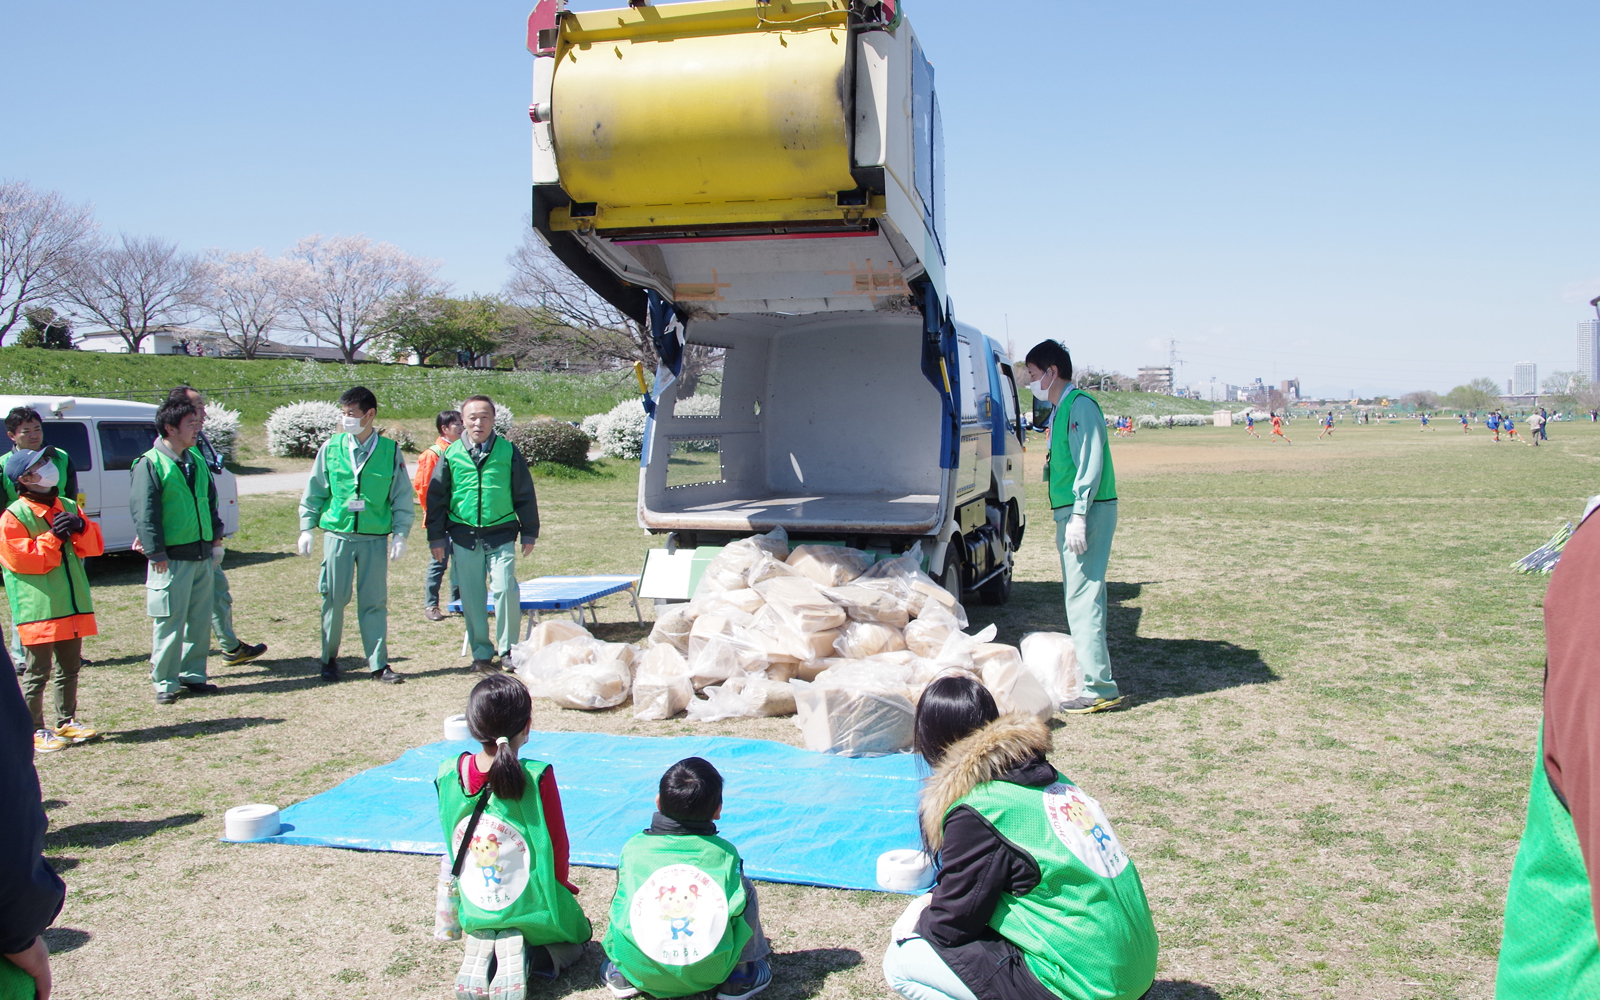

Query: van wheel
[[977, 562, 1012, 605]]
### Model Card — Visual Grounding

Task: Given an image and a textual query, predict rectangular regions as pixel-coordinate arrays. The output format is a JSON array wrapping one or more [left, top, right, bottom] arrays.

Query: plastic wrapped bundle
[[648, 605, 696, 652], [811, 659, 922, 703], [1019, 632, 1085, 708], [692, 526, 789, 597], [855, 542, 968, 627], [753, 576, 847, 633], [687, 675, 798, 722], [975, 644, 1055, 722], [634, 644, 695, 720], [697, 587, 766, 617], [904, 603, 961, 658], [791, 677, 916, 756], [748, 605, 839, 664], [833, 621, 907, 659], [823, 585, 911, 628], [744, 552, 801, 588], [686, 614, 768, 690], [786, 544, 873, 587], [515, 637, 632, 710], [523, 619, 592, 652]]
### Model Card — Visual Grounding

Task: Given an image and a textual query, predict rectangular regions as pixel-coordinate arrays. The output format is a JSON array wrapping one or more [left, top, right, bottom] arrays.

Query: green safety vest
[[1495, 725, 1600, 997], [435, 756, 591, 946], [2, 496, 93, 628], [444, 436, 517, 530], [602, 831, 750, 998], [953, 773, 1158, 1000], [1045, 389, 1117, 510], [318, 433, 398, 535], [136, 447, 214, 547], [0, 448, 70, 507]]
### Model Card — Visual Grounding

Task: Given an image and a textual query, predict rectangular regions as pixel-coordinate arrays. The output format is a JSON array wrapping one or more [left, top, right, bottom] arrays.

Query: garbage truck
[[525, 0, 1026, 604]]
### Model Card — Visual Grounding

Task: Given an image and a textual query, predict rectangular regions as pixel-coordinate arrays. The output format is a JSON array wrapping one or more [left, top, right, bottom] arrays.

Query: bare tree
[[282, 234, 442, 363], [59, 233, 201, 353], [502, 228, 723, 393], [0, 181, 97, 341], [198, 248, 291, 359]]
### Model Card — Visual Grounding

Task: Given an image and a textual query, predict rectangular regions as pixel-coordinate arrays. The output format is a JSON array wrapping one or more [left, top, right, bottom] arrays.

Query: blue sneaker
[[716, 959, 772, 1000], [600, 959, 640, 999]]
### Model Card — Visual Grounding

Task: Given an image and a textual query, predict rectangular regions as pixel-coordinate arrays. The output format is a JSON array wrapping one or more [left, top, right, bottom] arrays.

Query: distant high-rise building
[[1137, 366, 1174, 394], [1580, 320, 1600, 384], [1512, 362, 1537, 396], [1279, 378, 1300, 401]]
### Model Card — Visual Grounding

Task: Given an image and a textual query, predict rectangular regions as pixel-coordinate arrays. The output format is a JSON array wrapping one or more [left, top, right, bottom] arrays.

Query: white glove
[[211, 544, 225, 566], [891, 893, 933, 944], [1063, 513, 1088, 555], [297, 530, 315, 557], [389, 536, 406, 562]]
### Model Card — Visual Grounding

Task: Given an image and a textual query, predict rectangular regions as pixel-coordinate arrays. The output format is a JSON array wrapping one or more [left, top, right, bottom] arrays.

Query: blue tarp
[[252, 731, 927, 892]]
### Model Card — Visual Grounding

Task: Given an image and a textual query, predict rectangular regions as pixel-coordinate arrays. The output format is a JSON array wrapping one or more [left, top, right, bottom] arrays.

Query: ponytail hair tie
[[495, 736, 510, 748]]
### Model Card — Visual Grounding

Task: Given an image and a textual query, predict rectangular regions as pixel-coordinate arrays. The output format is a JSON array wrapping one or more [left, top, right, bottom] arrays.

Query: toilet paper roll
[[876, 849, 934, 892], [444, 714, 473, 742], [224, 803, 281, 842]]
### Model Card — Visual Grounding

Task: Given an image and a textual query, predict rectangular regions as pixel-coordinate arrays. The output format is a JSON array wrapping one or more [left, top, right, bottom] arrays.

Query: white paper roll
[[444, 714, 473, 742], [876, 848, 934, 892], [224, 803, 281, 842]]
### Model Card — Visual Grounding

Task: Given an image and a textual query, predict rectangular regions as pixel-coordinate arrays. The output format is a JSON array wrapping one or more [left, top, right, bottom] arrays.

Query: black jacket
[[424, 435, 540, 550], [917, 754, 1062, 1000], [0, 642, 66, 954]]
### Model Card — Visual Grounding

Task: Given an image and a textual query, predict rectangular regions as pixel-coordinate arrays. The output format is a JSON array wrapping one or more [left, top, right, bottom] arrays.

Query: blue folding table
[[446, 575, 642, 649]]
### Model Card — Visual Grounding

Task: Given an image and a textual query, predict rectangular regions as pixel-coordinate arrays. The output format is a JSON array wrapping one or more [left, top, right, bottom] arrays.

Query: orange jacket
[[0, 496, 103, 644], [413, 437, 451, 510]]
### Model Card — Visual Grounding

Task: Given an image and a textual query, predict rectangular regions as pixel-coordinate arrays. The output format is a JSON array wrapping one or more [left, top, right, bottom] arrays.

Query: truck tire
[[939, 552, 963, 604], [977, 561, 1012, 605]]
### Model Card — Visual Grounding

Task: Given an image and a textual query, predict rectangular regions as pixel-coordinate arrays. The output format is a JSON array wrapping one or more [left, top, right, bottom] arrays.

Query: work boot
[[470, 659, 500, 673], [155, 691, 178, 705], [371, 667, 405, 684], [182, 681, 220, 695], [321, 658, 340, 681], [423, 606, 445, 622], [221, 641, 268, 665]]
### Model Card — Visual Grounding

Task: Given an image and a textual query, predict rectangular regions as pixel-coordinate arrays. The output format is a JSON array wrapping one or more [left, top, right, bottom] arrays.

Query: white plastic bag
[[648, 604, 696, 652], [745, 551, 802, 588], [753, 576, 847, 634], [515, 637, 632, 710], [856, 542, 968, 628], [699, 587, 766, 617], [931, 622, 999, 672], [787, 544, 873, 587], [1019, 631, 1084, 708], [833, 621, 907, 659], [693, 526, 789, 597], [685, 614, 768, 690], [903, 603, 960, 658], [634, 645, 695, 721], [687, 675, 798, 722], [791, 678, 916, 756], [523, 619, 592, 652], [822, 584, 911, 628], [749, 605, 839, 663], [975, 644, 1054, 722]]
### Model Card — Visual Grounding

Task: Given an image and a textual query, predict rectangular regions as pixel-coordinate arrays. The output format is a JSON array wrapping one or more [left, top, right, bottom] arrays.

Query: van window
[[0, 420, 93, 471], [98, 422, 158, 471], [956, 339, 978, 421], [997, 360, 1021, 441]]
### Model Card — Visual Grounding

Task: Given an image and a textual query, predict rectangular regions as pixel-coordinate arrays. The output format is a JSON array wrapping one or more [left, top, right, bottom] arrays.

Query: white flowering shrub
[[596, 398, 647, 460], [1137, 413, 1211, 428], [265, 401, 342, 457], [579, 412, 606, 441], [203, 402, 242, 463], [673, 394, 721, 418]]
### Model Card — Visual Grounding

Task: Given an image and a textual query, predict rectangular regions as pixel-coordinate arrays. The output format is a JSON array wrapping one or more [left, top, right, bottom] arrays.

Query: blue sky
[[6, 0, 1596, 397]]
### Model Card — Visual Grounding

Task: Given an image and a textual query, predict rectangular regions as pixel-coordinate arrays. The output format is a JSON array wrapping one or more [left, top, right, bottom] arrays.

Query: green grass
[[0, 346, 638, 422], [1019, 385, 1224, 417], [21, 420, 1592, 998]]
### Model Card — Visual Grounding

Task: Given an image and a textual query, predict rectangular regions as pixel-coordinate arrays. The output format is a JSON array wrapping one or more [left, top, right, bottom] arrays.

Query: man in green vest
[[1496, 499, 1600, 996], [131, 398, 224, 705], [297, 386, 414, 684], [426, 395, 540, 672], [1024, 340, 1123, 713], [4, 406, 81, 674]]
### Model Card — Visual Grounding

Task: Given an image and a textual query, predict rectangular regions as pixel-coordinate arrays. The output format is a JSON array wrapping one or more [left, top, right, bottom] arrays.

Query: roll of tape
[[444, 714, 472, 742], [224, 803, 281, 842], [876, 849, 934, 892]]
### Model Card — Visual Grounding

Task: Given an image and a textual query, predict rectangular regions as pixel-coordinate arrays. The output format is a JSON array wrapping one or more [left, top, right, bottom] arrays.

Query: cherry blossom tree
[[283, 234, 441, 363], [0, 181, 96, 341], [58, 233, 202, 353], [198, 249, 291, 359]]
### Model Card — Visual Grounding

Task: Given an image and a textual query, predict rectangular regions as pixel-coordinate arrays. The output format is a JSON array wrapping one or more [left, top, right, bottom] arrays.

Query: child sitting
[[601, 758, 772, 1000], [436, 674, 591, 1000]]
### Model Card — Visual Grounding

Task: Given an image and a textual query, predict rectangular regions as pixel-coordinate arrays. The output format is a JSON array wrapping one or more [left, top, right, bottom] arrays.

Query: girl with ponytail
[[436, 673, 591, 1000]]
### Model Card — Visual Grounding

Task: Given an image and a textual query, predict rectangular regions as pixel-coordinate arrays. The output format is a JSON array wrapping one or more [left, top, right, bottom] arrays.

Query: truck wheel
[[977, 562, 1012, 605], [939, 553, 963, 603]]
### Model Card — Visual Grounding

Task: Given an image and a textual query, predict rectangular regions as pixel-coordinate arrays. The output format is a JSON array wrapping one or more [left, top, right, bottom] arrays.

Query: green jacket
[[298, 432, 414, 538], [130, 442, 223, 562], [1045, 389, 1116, 515], [424, 433, 540, 550]]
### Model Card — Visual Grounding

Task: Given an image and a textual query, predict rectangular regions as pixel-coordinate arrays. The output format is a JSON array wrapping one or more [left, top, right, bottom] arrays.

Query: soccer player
[[1318, 411, 1334, 439], [1244, 412, 1260, 438], [1270, 411, 1291, 444]]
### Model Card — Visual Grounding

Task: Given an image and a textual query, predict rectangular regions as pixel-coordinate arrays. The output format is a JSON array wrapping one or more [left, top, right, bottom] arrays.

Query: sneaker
[[321, 659, 339, 681], [716, 959, 772, 1000], [424, 606, 446, 622], [490, 929, 526, 1000], [601, 959, 640, 998], [456, 930, 498, 1000], [34, 729, 70, 754], [182, 681, 220, 695], [155, 691, 178, 705], [221, 641, 268, 665], [1061, 696, 1125, 715], [371, 667, 405, 684], [470, 659, 500, 674], [54, 719, 99, 743]]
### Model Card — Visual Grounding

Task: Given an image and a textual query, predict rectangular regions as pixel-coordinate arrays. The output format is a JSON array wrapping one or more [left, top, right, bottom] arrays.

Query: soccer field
[[22, 418, 1593, 1000]]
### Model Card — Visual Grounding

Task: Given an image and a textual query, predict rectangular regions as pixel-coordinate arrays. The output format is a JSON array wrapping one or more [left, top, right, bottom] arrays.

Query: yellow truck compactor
[[526, 0, 1027, 605]]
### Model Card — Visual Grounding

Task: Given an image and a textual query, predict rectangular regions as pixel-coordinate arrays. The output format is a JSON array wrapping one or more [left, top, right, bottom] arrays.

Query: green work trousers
[[454, 539, 519, 662], [148, 557, 215, 695], [212, 561, 238, 652], [1056, 500, 1119, 701], [319, 533, 390, 673]]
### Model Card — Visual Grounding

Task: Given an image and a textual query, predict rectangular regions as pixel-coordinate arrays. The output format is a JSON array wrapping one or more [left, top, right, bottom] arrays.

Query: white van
[[0, 395, 240, 554]]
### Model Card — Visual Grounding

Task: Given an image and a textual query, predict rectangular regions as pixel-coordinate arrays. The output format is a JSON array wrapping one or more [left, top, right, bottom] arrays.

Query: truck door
[[95, 419, 158, 552], [954, 336, 985, 501]]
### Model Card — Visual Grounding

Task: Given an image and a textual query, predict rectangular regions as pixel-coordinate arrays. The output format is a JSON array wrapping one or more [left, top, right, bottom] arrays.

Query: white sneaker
[[490, 930, 526, 1000], [456, 931, 497, 1000]]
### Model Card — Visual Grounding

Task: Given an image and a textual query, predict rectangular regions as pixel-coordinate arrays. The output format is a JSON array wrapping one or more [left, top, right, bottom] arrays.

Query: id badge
[[347, 499, 367, 512]]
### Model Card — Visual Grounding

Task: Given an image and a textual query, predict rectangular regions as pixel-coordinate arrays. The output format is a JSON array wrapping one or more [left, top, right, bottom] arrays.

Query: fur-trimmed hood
[[920, 714, 1052, 851]]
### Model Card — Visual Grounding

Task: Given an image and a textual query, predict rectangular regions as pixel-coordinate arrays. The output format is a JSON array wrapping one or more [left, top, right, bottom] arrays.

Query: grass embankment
[[1018, 385, 1223, 418], [0, 347, 637, 423], [21, 420, 1586, 998]]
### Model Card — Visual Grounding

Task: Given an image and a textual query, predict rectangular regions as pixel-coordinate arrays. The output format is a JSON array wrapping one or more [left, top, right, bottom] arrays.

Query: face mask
[[1029, 371, 1056, 397], [30, 462, 59, 489], [341, 416, 364, 433]]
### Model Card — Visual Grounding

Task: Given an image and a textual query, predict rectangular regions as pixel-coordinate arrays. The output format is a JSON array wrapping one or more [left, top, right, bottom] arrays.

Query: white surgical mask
[[30, 462, 59, 489], [341, 416, 364, 433], [1029, 371, 1056, 397]]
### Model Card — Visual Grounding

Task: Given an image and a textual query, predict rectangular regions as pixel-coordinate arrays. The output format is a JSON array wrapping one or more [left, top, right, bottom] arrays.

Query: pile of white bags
[[510, 625, 637, 711]]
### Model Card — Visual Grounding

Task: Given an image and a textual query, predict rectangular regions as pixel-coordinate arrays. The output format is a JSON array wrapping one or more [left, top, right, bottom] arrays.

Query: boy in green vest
[[426, 395, 540, 672], [4, 406, 81, 675], [297, 386, 414, 684], [601, 757, 772, 1000], [130, 398, 224, 705], [1024, 341, 1123, 714]]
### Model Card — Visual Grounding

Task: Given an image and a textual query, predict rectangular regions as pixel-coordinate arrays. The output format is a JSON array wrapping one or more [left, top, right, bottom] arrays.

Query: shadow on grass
[[47, 812, 204, 849], [109, 715, 284, 744], [768, 947, 863, 999], [1146, 982, 1224, 999], [42, 927, 91, 954], [219, 550, 298, 569], [45, 856, 80, 873], [1010, 581, 1278, 706]]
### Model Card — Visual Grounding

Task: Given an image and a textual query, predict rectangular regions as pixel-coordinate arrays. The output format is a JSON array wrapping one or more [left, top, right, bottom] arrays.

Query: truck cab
[[526, 0, 1024, 602], [0, 395, 240, 553]]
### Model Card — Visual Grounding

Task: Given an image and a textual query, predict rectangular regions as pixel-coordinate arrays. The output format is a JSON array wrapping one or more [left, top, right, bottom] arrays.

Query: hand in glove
[[389, 536, 406, 562], [48, 513, 73, 542], [297, 530, 315, 557], [212, 544, 225, 566], [1063, 513, 1088, 556]]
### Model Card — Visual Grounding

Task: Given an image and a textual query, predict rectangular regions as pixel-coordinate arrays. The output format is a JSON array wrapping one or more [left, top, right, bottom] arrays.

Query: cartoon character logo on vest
[[629, 864, 729, 966], [453, 815, 531, 911], [1042, 781, 1130, 878]]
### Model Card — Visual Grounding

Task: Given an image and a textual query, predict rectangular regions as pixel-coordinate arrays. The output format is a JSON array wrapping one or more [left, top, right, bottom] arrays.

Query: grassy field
[[18, 419, 1594, 999]]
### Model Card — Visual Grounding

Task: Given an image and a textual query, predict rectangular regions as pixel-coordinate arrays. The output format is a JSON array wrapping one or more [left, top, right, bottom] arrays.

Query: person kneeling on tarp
[[883, 675, 1158, 1000], [1, 449, 103, 754], [601, 757, 774, 1000], [437, 674, 591, 998]]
